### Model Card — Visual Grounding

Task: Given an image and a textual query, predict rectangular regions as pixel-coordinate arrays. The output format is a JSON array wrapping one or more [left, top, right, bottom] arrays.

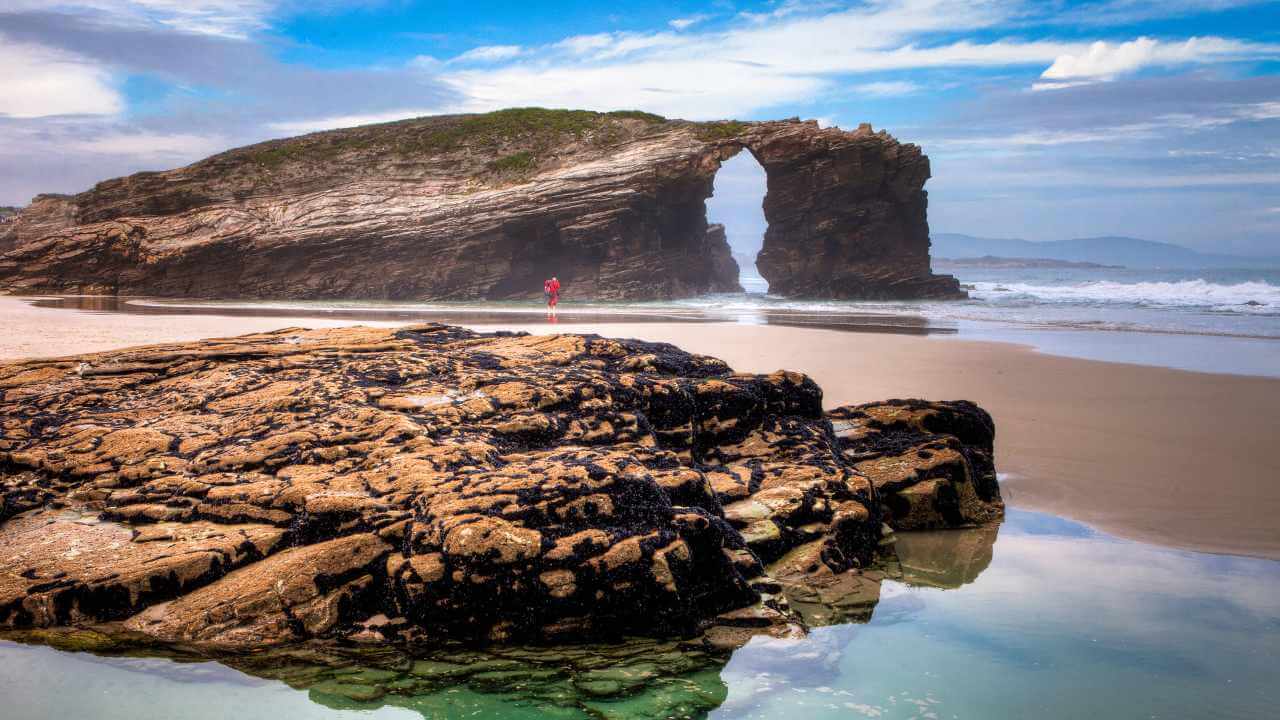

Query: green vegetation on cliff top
[[237, 108, 676, 172]]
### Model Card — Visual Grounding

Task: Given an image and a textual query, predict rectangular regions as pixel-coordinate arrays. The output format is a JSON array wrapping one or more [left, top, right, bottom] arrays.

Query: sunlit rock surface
[[0, 324, 999, 648], [0, 109, 961, 301]]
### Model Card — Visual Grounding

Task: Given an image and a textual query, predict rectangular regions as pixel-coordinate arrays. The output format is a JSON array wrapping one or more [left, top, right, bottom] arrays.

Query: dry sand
[[2, 297, 1277, 560]]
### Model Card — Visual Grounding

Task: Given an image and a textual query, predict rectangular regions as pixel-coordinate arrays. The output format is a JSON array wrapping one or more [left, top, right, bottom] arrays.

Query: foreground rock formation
[[0, 108, 962, 301], [2, 520, 999, 717], [0, 324, 1000, 648]]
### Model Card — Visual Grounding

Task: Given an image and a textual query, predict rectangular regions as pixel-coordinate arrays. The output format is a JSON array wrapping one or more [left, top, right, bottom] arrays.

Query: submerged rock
[[0, 324, 1000, 648]]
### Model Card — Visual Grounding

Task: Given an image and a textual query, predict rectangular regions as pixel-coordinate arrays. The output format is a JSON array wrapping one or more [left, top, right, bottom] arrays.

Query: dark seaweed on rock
[[0, 324, 1000, 649]]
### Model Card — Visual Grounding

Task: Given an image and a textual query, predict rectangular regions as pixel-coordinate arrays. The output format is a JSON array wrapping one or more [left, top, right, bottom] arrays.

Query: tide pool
[[3, 509, 1276, 719]]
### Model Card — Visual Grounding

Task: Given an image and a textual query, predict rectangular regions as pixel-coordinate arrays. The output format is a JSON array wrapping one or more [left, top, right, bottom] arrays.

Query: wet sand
[[2, 296, 1278, 559]]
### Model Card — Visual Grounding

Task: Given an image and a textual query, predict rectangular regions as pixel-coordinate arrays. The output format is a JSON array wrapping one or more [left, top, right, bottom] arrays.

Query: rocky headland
[[0, 108, 962, 301], [0, 324, 1000, 652]]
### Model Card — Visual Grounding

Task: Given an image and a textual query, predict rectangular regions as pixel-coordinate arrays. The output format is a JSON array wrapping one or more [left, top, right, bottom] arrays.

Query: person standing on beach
[[544, 276, 561, 315]]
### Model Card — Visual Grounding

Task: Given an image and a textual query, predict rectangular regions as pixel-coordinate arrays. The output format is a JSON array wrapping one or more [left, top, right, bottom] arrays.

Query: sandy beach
[[2, 296, 1277, 559]]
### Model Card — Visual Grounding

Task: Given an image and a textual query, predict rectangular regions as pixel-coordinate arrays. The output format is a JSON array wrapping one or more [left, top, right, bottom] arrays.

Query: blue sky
[[1, 0, 1278, 254]]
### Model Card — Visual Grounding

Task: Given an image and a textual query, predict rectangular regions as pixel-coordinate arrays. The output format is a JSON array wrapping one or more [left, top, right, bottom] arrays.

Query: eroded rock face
[[829, 399, 1002, 530], [0, 324, 999, 647], [743, 122, 962, 299], [0, 109, 959, 301]]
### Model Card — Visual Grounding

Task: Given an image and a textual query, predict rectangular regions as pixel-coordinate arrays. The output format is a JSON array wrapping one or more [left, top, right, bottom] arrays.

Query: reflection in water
[[4, 510, 1279, 719], [892, 522, 999, 589], [24, 296, 955, 336], [1, 521, 998, 719]]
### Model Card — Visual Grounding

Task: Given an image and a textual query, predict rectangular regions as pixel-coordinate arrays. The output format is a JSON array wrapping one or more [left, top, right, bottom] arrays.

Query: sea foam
[[970, 279, 1280, 314]]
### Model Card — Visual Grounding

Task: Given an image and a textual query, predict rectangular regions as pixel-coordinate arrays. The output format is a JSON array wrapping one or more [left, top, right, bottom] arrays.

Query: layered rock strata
[[0, 109, 961, 300], [0, 324, 999, 647]]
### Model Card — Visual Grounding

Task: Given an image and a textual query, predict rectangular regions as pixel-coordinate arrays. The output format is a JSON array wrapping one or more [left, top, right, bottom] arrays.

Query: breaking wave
[[970, 279, 1280, 314]]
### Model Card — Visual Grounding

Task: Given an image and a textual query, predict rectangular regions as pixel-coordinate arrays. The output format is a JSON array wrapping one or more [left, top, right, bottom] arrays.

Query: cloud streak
[[1038, 36, 1278, 88], [366, 2, 1278, 122], [0, 37, 122, 118], [3, 0, 278, 39]]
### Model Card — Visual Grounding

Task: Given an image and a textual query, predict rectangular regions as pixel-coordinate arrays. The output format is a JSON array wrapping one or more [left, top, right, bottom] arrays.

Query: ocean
[[705, 263, 1280, 376], [54, 263, 1280, 378]]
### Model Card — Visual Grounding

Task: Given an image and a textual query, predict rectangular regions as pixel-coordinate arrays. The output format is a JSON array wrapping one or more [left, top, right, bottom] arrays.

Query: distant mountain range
[[932, 233, 1280, 269], [934, 255, 1122, 270]]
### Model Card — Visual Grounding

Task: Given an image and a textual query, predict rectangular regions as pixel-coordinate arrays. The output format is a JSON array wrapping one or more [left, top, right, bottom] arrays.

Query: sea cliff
[[0, 109, 962, 301]]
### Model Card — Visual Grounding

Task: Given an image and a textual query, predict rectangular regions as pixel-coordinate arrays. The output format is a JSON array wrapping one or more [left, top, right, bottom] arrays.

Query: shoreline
[[2, 295, 1278, 560], [24, 294, 1280, 379]]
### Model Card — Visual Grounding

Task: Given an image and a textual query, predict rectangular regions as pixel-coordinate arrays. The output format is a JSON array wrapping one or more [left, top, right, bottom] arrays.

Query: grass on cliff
[[489, 151, 537, 175], [241, 108, 671, 172], [694, 121, 749, 141]]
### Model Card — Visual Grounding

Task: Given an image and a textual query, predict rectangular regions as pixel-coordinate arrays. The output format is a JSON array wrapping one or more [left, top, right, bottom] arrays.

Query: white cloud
[[552, 31, 686, 62], [1236, 101, 1280, 121], [853, 80, 921, 96], [1039, 36, 1279, 86], [1042, 37, 1162, 80], [939, 167, 1280, 189], [738, 0, 841, 24], [67, 132, 228, 157], [5, 1, 277, 38], [121, 0, 273, 37], [925, 101, 1280, 153], [408, 55, 445, 71], [209, 0, 1280, 149], [432, 33, 1071, 119], [406, 2, 1277, 121], [418, 0, 1071, 120], [927, 125, 1161, 150], [450, 45, 525, 64], [439, 60, 826, 120], [553, 33, 617, 56], [1029, 79, 1098, 91], [267, 108, 459, 135], [669, 14, 711, 31], [0, 38, 123, 118]]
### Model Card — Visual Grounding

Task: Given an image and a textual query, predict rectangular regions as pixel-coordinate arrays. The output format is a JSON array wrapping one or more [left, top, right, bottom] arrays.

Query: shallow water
[[24, 282, 1280, 376], [4, 509, 1277, 719]]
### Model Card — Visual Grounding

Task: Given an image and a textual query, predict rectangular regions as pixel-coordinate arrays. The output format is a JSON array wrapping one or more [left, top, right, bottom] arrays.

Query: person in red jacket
[[544, 277, 561, 314]]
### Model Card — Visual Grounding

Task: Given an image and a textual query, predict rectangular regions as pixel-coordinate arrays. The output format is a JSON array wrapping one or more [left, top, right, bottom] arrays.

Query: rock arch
[[706, 122, 962, 300], [0, 113, 962, 301]]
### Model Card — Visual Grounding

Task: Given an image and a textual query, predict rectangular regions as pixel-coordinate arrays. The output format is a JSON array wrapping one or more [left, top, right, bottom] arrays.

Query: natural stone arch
[[0, 112, 962, 301], [730, 123, 959, 300]]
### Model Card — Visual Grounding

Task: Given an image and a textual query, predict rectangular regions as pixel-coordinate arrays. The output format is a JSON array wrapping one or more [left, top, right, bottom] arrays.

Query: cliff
[[0, 109, 962, 301]]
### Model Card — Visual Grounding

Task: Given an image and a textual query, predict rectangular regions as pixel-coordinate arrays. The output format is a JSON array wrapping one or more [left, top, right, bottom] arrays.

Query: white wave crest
[[970, 279, 1280, 313]]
